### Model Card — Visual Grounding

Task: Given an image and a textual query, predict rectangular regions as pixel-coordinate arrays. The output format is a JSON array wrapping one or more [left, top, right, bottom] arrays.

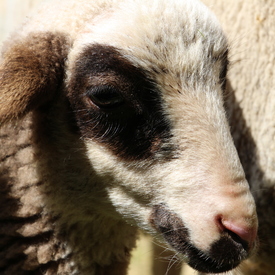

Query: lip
[[186, 233, 248, 273]]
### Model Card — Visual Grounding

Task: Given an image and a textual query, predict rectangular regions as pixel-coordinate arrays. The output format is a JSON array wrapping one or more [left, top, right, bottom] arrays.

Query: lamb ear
[[0, 32, 71, 124]]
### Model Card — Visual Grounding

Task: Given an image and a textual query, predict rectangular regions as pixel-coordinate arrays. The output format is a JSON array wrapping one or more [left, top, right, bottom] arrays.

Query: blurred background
[[0, 1, 196, 274], [0, 0, 43, 43]]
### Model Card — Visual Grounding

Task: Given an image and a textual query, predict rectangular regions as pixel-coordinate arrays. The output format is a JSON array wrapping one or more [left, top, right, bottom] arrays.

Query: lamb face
[[65, 0, 258, 272], [0, 0, 257, 273]]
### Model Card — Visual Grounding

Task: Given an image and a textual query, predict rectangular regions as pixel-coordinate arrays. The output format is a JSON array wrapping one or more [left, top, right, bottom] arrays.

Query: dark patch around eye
[[67, 44, 174, 161]]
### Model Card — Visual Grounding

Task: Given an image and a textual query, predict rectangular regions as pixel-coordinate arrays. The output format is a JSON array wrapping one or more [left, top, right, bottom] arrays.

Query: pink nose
[[217, 217, 257, 250]]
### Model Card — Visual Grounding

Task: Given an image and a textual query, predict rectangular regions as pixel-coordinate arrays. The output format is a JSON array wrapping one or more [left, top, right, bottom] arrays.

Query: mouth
[[149, 204, 250, 273]]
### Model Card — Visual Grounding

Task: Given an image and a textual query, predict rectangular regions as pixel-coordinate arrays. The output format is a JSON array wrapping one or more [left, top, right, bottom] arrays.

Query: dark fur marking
[[68, 44, 174, 161], [150, 204, 249, 273]]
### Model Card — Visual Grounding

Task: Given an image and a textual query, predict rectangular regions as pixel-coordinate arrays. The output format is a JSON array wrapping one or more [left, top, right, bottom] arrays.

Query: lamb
[[0, 0, 258, 274]]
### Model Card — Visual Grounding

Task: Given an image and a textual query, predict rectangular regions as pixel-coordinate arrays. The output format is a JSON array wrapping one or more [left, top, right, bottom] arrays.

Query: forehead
[[66, 0, 228, 161], [69, 0, 228, 92]]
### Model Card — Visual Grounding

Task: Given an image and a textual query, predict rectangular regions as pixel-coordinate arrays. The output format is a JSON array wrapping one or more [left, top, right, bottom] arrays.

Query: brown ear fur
[[0, 32, 71, 124]]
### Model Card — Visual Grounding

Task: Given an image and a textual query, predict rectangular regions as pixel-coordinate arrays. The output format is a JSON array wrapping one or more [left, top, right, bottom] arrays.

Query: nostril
[[216, 216, 257, 250]]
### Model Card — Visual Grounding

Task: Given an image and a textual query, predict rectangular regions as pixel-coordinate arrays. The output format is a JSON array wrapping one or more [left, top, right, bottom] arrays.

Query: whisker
[[165, 254, 180, 275]]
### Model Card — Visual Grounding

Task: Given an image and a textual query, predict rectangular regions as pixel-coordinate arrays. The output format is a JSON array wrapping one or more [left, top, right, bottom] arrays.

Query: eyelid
[[85, 85, 124, 109]]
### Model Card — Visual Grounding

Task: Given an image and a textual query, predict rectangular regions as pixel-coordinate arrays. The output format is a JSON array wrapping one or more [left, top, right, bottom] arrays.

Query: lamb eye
[[86, 86, 124, 108]]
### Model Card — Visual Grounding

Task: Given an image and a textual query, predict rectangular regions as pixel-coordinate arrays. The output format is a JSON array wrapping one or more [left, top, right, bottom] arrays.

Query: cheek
[[83, 142, 156, 228]]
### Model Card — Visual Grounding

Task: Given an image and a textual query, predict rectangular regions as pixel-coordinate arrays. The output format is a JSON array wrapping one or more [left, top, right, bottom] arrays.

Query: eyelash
[[85, 86, 124, 109]]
